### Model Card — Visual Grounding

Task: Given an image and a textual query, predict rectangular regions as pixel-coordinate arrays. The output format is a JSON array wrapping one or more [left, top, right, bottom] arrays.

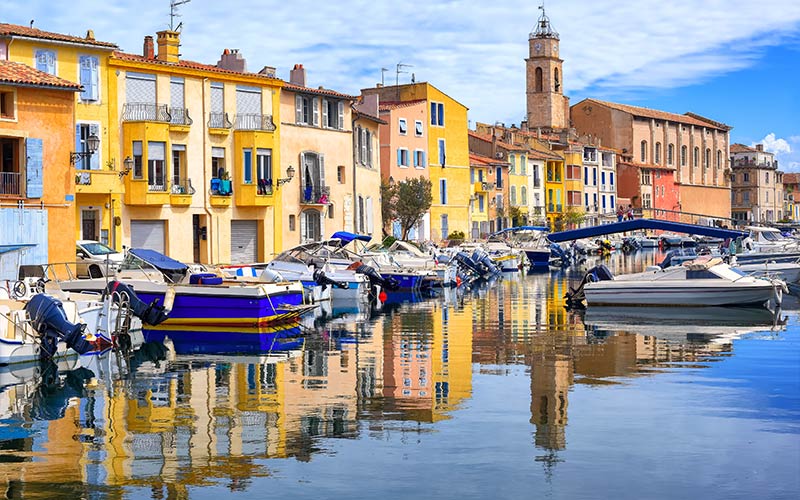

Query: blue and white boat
[[490, 226, 551, 269]]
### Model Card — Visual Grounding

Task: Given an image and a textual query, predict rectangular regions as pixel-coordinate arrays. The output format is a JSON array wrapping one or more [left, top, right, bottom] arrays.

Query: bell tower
[[526, 5, 569, 131]]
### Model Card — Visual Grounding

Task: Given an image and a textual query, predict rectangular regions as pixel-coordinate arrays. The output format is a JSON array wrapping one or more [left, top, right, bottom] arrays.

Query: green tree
[[563, 207, 586, 229], [381, 177, 433, 240]]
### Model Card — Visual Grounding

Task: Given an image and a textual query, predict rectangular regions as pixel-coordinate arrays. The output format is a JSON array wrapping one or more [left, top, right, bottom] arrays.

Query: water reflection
[[0, 250, 792, 498]]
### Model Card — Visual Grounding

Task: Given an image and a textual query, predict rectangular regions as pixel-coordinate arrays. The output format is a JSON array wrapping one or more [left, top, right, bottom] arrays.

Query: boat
[[566, 256, 784, 308], [59, 249, 314, 329], [743, 226, 800, 253], [490, 226, 551, 269], [379, 240, 458, 287]]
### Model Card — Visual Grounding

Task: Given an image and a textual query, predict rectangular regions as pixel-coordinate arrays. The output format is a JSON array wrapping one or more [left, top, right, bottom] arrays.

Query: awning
[[0, 244, 36, 255], [128, 248, 188, 272], [331, 231, 372, 244]]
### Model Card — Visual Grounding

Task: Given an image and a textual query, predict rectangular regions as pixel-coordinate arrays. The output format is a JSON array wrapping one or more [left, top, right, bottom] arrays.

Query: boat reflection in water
[[145, 323, 305, 355], [0, 251, 794, 498]]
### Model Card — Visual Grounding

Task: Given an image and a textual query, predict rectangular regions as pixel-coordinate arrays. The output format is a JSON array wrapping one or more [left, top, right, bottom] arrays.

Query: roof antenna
[[169, 0, 191, 31], [29, 19, 34, 28]]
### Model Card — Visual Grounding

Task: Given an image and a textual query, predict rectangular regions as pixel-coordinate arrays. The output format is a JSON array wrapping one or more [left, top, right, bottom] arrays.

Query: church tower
[[526, 6, 569, 131]]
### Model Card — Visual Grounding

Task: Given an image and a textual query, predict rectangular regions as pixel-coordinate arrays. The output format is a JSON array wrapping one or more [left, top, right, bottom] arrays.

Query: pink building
[[377, 99, 429, 184]]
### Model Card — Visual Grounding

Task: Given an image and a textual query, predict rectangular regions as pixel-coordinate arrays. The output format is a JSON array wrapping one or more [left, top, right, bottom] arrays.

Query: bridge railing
[[638, 207, 740, 228]]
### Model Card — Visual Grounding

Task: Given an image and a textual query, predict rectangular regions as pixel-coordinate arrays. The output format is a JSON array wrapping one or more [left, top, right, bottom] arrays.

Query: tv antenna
[[396, 62, 413, 87], [381, 67, 389, 86], [170, 0, 191, 31]]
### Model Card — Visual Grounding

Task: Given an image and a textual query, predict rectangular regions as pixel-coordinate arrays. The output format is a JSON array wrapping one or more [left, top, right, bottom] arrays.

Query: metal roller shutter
[[130, 220, 166, 254], [231, 220, 258, 263], [126, 72, 156, 104]]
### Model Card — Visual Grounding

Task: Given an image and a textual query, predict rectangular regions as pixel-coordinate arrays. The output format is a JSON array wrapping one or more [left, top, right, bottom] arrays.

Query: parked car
[[76, 240, 123, 278]]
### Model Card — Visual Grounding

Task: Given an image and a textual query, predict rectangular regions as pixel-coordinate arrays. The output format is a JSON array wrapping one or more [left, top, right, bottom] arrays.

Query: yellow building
[[545, 158, 565, 229], [562, 147, 584, 228], [363, 83, 470, 242], [109, 31, 285, 263], [1, 22, 124, 249]]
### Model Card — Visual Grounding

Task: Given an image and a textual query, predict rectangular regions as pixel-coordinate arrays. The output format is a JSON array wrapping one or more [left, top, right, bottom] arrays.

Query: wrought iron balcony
[[76, 171, 92, 185], [208, 112, 233, 129], [169, 107, 193, 126], [148, 179, 168, 192], [301, 185, 330, 205], [0, 172, 21, 196], [122, 103, 171, 122], [481, 181, 496, 191], [170, 177, 195, 195], [234, 113, 276, 131]]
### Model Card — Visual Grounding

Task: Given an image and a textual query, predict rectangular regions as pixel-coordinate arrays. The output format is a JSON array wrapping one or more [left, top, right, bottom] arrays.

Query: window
[[585, 193, 589, 209], [75, 123, 100, 170], [415, 120, 423, 136], [705, 148, 711, 168], [79, 55, 99, 102], [568, 190, 581, 206], [440, 214, 448, 240], [681, 145, 687, 166], [641, 140, 647, 162], [583, 148, 597, 162], [535, 67, 543, 92], [478, 195, 485, 212], [171, 144, 186, 190], [295, 95, 319, 126], [521, 186, 528, 205], [667, 144, 674, 165], [601, 172, 606, 185], [731, 173, 736, 183], [642, 169, 651, 185], [328, 203, 335, 219], [717, 150, 722, 169], [743, 191, 750, 203], [610, 172, 614, 185], [243, 149, 253, 184], [212, 147, 226, 178], [365, 129, 373, 167], [509, 155, 516, 174], [170, 77, 187, 124], [289, 214, 296, 231], [414, 150, 426, 168], [694, 147, 700, 168], [510, 186, 517, 206], [584, 166, 589, 185], [430, 102, 444, 126], [209, 82, 225, 127], [477, 169, 484, 182], [766, 191, 769, 203], [655, 142, 661, 164], [397, 148, 410, 167], [438, 139, 446, 166], [496, 166, 503, 188], [132, 141, 143, 179], [566, 164, 581, 180], [35, 49, 56, 75], [337, 165, 345, 183], [520, 155, 527, 175], [147, 141, 166, 190], [602, 195, 606, 209], [322, 99, 344, 129], [743, 172, 750, 182], [439, 179, 447, 205], [257, 149, 272, 192], [399, 118, 407, 135], [765, 172, 770, 184], [593, 168, 597, 186], [610, 195, 615, 209], [643, 193, 652, 208], [0, 90, 14, 119]]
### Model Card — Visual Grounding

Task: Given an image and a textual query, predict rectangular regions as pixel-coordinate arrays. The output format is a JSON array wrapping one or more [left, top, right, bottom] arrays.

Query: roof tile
[[0, 60, 80, 90], [583, 98, 731, 130], [0, 22, 116, 48]]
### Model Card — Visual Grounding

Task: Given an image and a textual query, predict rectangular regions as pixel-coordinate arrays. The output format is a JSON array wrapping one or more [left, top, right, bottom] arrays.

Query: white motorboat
[[382, 240, 458, 287], [566, 257, 783, 308], [743, 226, 800, 253]]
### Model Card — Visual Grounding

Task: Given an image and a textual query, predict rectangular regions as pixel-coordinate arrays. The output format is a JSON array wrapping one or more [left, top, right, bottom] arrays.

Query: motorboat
[[743, 226, 800, 253], [566, 256, 783, 308], [59, 249, 313, 330], [380, 240, 458, 287], [486, 226, 548, 269]]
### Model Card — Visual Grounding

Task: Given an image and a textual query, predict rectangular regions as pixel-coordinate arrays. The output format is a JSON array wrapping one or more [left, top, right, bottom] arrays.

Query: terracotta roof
[[581, 98, 731, 130], [468, 130, 526, 151], [378, 99, 427, 111], [354, 110, 387, 124], [469, 153, 505, 167], [730, 143, 758, 154], [283, 82, 355, 100], [0, 60, 80, 90], [782, 173, 800, 184], [112, 51, 282, 81], [0, 23, 116, 48]]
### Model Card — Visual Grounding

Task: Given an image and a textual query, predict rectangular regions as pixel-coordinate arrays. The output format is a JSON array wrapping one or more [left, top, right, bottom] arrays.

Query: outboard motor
[[564, 264, 614, 309], [472, 250, 500, 275], [355, 264, 400, 291], [260, 268, 286, 282], [659, 250, 676, 269], [312, 268, 348, 289], [453, 251, 483, 277], [25, 294, 92, 358], [104, 281, 170, 326], [550, 243, 568, 266]]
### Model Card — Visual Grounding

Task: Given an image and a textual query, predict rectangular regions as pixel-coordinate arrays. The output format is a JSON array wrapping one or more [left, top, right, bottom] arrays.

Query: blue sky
[[5, 0, 800, 169]]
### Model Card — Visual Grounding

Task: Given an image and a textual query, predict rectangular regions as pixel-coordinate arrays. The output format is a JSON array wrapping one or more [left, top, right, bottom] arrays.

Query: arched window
[[554, 68, 560, 92], [640, 140, 647, 163], [300, 209, 322, 243], [716, 150, 722, 169], [705, 148, 711, 168], [655, 142, 661, 164], [510, 186, 517, 206], [667, 144, 674, 165], [521, 186, 528, 206], [535, 67, 543, 92], [681, 145, 687, 166], [694, 147, 700, 167]]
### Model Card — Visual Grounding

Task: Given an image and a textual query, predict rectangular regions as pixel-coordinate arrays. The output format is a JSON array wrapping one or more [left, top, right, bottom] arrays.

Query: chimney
[[85, 29, 95, 41], [756, 144, 764, 152], [156, 30, 180, 63], [143, 35, 154, 59], [258, 66, 276, 78], [290, 64, 306, 87], [217, 49, 247, 73]]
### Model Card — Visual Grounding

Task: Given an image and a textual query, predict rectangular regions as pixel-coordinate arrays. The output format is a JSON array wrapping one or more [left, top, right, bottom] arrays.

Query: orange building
[[0, 60, 80, 273]]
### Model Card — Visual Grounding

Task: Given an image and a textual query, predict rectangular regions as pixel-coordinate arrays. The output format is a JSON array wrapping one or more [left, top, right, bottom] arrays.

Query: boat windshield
[[80, 242, 116, 255], [761, 232, 783, 242]]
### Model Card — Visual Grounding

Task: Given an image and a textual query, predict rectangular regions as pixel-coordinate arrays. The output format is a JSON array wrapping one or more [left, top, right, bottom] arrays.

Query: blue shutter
[[89, 124, 100, 170], [89, 56, 99, 100], [26, 138, 44, 198], [610, 173, 614, 185], [397, 149, 401, 166], [243, 149, 252, 183], [75, 124, 83, 169], [80, 56, 92, 100], [593, 168, 597, 185]]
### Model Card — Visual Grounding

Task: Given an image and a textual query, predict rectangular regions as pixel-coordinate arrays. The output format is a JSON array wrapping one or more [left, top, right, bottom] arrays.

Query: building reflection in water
[[0, 250, 782, 496]]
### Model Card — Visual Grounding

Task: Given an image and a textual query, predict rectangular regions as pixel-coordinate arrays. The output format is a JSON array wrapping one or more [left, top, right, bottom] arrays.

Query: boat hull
[[524, 249, 551, 268], [584, 281, 776, 307]]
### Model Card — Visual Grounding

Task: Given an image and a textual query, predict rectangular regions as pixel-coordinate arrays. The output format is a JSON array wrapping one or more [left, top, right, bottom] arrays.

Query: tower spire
[[531, 3, 559, 40]]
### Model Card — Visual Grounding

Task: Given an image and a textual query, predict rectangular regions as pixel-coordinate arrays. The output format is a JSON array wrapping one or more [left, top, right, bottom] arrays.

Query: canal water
[[1, 251, 798, 499]]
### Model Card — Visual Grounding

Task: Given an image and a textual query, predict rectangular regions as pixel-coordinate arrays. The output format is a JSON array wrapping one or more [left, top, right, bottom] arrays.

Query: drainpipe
[[201, 78, 214, 263]]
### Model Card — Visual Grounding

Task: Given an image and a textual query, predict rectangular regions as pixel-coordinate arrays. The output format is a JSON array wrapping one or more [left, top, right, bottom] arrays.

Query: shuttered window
[[170, 77, 184, 108], [79, 56, 99, 101], [211, 82, 224, 113], [75, 123, 101, 170], [236, 86, 261, 114], [126, 72, 156, 104], [25, 138, 43, 198], [35, 49, 56, 75]]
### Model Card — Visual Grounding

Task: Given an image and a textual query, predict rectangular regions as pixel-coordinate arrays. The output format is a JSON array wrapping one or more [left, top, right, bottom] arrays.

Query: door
[[131, 220, 166, 253], [81, 210, 99, 240], [230, 220, 258, 264], [192, 214, 201, 263]]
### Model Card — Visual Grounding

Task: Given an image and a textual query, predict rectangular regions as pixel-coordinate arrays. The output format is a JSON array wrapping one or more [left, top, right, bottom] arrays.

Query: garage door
[[231, 220, 258, 264], [131, 220, 166, 254]]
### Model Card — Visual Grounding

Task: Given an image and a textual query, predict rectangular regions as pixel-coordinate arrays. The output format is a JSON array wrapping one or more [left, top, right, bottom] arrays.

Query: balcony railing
[[733, 159, 776, 168], [76, 171, 92, 185], [122, 103, 171, 122], [148, 179, 168, 192], [256, 178, 274, 196], [481, 181, 496, 191], [169, 107, 193, 126], [234, 114, 276, 131], [170, 177, 195, 195], [0, 172, 21, 196], [208, 112, 233, 129], [301, 185, 330, 205]]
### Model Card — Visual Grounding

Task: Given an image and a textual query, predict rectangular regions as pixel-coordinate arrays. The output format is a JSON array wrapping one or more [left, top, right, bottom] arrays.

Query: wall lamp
[[277, 165, 296, 187], [119, 156, 134, 178], [69, 133, 100, 165]]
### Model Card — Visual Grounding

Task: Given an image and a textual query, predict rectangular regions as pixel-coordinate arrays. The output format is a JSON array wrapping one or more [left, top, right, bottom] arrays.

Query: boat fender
[[104, 281, 170, 326], [24, 294, 92, 357]]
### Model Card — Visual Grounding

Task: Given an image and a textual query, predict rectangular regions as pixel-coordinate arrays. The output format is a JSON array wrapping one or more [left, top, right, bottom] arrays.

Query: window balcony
[[122, 103, 171, 122], [170, 177, 194, 206], [75, 169, 123, 195], [300, 185, 330, 205], [208, 112, 233, 132], [234, 113, 276, 131], [169, 107, 193, 130], [236, 178, 276, 207], [0, 172, 21, 196]]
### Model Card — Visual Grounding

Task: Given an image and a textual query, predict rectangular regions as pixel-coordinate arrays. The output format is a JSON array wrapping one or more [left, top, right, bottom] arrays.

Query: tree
[[381, 176, 432, 240], [563, 207, 586, 229]]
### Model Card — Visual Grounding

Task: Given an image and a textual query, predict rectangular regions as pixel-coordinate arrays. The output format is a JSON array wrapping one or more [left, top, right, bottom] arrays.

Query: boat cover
[[489, 226, 549, 238], [129, 248, 189, 273], [331, 231, 372, 243]]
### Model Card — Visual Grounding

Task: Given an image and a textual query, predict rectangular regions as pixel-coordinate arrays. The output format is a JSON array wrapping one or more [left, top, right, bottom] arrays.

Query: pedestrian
[[626, 205, 634, 221], [616, 205, 624, 222]]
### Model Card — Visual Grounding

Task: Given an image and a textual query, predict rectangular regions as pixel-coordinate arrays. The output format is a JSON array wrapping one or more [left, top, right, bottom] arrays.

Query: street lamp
[[69, 133, 100, 165], [277, 165, 296, 187], [119, 156, 134, 178]]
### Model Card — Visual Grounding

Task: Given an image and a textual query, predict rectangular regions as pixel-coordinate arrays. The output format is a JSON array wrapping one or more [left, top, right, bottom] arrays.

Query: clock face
[[534, 42, 542, 53]]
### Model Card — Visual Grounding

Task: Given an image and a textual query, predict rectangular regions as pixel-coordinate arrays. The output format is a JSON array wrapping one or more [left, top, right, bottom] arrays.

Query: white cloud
[[755, 133, 792, 155], [752, 134, 800, 172], [4, 0, 800, 128]]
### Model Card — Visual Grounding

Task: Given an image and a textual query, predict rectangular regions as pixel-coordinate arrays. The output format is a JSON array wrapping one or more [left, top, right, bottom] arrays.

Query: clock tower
[[526, 6, 569, 131]]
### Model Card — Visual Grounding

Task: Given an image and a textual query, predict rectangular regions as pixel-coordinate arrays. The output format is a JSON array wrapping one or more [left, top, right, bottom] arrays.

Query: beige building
[[730, 143, 783, 223]]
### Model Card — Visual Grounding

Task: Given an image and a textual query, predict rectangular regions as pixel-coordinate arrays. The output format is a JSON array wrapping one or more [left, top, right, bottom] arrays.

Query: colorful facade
[[730, 143, 784, 223]]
